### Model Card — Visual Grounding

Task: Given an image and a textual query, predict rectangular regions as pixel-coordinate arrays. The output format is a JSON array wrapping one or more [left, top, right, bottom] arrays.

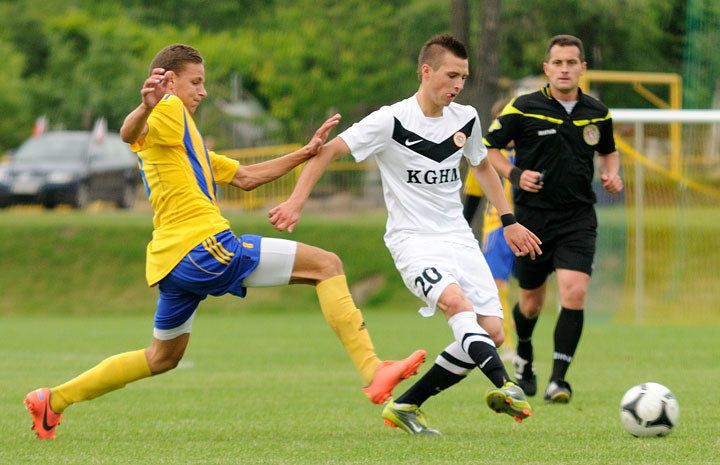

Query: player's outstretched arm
[[471, 159, 542, 259], [121, 68, 172, 144], [599, 151, 623, 194], [230, 114, 341, 191], [269, 136, 351, 233]]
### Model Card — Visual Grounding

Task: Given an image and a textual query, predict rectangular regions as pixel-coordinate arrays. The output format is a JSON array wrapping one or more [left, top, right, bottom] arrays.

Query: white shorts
[[391, 240, 502, 318], [243, 237, 297, 287]]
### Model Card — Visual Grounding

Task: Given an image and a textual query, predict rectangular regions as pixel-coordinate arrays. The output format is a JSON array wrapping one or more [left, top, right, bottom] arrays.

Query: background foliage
[[0, 0, 714, 152]]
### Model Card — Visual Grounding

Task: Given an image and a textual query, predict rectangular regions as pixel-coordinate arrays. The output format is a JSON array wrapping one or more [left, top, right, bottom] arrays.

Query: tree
[[450, 0, 502, 129], [499, 0, 686, 108], [0, 0, 692, 151], [249, 0, 446, 140], [0, 40, 31, 150]]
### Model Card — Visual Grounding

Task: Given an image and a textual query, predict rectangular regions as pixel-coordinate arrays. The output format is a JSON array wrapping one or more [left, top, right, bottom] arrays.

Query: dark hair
[[544, 34, 585, 62], [149, 44, 204, 75], [417, 34, 468, 81]]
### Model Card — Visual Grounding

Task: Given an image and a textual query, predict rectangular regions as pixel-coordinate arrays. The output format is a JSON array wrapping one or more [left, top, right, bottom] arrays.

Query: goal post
[[603, 108, 720, 324]]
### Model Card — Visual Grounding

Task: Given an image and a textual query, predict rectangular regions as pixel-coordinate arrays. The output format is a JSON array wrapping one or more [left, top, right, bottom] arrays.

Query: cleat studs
[[384, 419, 398, 428]]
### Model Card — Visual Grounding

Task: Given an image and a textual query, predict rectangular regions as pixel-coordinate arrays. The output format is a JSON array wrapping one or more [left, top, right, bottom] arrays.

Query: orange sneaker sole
[[362, 349, 427, 404]]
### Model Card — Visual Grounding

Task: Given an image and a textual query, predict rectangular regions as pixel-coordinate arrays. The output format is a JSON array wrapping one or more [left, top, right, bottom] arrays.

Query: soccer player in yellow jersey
[[24, 44, 425, 439], [462, 98, 517, 361]]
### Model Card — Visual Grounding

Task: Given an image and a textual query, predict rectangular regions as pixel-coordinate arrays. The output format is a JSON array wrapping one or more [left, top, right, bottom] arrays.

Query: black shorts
[[515, 204, 597, 290]]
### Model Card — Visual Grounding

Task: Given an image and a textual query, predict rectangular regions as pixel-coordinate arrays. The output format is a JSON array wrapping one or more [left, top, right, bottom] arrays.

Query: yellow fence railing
[[217, 131, 720, 325], [218, 144, 303, 209], [217, 145, 378, 210]]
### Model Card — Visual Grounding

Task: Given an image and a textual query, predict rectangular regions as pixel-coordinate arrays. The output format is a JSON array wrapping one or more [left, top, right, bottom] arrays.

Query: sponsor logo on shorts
[[537, 128, 557, 136]]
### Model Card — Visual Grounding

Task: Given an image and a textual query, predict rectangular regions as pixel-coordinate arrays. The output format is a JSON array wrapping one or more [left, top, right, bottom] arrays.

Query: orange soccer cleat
[[362, 349, 426, 404], [24, 388, 62, 439]]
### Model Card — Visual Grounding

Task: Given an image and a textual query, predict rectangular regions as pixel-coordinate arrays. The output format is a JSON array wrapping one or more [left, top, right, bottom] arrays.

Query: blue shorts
[[154, 230, 261, 331], [482, 227, 516, 282]]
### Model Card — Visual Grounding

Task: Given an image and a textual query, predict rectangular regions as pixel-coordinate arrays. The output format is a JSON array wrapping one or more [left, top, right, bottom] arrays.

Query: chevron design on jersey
[[392, 117, 475, 163]]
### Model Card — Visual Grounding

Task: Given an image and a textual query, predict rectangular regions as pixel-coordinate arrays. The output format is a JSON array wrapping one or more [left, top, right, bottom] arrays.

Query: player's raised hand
[[503, 223, 542, 260], [305, 114, 341, 156], [141, 68, 172, 110], [269, 198, 303, 233], [600, 172, 623, 194]]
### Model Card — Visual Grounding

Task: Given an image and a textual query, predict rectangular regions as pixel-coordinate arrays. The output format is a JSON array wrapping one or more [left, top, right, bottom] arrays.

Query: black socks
[[513, 303, 538, 361], [396, 363, 466, 406], [551, 307, 584, 381]]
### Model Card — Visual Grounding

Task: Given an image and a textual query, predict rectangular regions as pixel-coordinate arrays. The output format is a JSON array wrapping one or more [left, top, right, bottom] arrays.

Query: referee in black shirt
[[484, 34, 623, 403]]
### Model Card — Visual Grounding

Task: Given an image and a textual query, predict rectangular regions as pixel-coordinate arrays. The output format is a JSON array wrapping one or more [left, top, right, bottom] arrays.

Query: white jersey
[[339, 93, 486, 253]]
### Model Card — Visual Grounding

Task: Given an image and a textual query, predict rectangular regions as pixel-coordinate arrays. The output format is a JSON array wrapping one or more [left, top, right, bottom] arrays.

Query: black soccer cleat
[[513, 354, 537, 397], [544, 379, 572, 403]]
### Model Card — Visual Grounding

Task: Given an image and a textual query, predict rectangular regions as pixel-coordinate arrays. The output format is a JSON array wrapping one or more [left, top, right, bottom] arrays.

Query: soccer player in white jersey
[[270, 34, 542, 434]]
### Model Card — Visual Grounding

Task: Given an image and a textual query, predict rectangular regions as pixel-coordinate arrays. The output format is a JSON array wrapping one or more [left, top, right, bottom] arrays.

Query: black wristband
[[509, 167, 523, 187], [501, 213, 517, 227]]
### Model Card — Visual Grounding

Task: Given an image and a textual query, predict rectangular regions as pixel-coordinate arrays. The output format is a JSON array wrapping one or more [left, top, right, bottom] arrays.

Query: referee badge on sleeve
[[453, 131, 467, 148], [583, 124, 600, 146]]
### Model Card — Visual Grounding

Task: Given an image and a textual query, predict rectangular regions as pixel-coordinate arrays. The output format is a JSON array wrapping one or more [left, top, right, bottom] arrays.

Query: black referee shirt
[[483, 85, 616, 210]]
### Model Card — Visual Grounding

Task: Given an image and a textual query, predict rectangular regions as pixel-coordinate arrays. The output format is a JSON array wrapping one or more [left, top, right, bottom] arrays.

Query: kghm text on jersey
[[406, 168, 459, 184]]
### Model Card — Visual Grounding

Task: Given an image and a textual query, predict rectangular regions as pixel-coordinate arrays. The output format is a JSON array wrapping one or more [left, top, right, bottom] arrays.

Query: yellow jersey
[[131, 94, 239, 286], [463, 147, 515, 237]]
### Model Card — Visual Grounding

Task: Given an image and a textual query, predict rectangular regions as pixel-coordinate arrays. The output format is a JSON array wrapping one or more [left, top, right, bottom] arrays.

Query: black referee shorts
[[515, 204, 597, 290]]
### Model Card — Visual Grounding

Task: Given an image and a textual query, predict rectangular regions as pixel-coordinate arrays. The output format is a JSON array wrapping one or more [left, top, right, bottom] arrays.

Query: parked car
[[0, 131, 139, 209]]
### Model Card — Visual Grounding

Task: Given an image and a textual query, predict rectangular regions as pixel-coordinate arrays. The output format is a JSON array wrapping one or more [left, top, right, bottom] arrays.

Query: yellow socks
[[50, 349, 151, 414], [316, 275, 380, 385], [498, 285, 514, 349]]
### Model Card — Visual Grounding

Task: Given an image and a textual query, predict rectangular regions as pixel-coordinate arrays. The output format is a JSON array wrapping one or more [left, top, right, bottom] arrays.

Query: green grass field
[[1, 313, 718, 464], [0, 210, 719, 464]]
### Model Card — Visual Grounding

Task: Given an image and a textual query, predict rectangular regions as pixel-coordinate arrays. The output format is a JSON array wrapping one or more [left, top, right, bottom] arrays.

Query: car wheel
[[117, 182, 136, 209], [74, 183, 90, 209]]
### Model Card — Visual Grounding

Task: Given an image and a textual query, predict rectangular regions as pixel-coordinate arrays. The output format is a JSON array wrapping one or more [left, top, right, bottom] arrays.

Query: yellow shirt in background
[[463, 147, 515, 238], [131, 94, 240, 286]]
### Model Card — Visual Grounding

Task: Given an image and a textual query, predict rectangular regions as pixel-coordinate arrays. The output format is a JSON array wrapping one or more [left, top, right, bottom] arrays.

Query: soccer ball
[[619, 382, 679, 437]]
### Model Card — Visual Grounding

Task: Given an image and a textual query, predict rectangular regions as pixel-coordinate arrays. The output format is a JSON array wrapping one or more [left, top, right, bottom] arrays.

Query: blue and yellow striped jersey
[[131, 94, 239, 286]]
